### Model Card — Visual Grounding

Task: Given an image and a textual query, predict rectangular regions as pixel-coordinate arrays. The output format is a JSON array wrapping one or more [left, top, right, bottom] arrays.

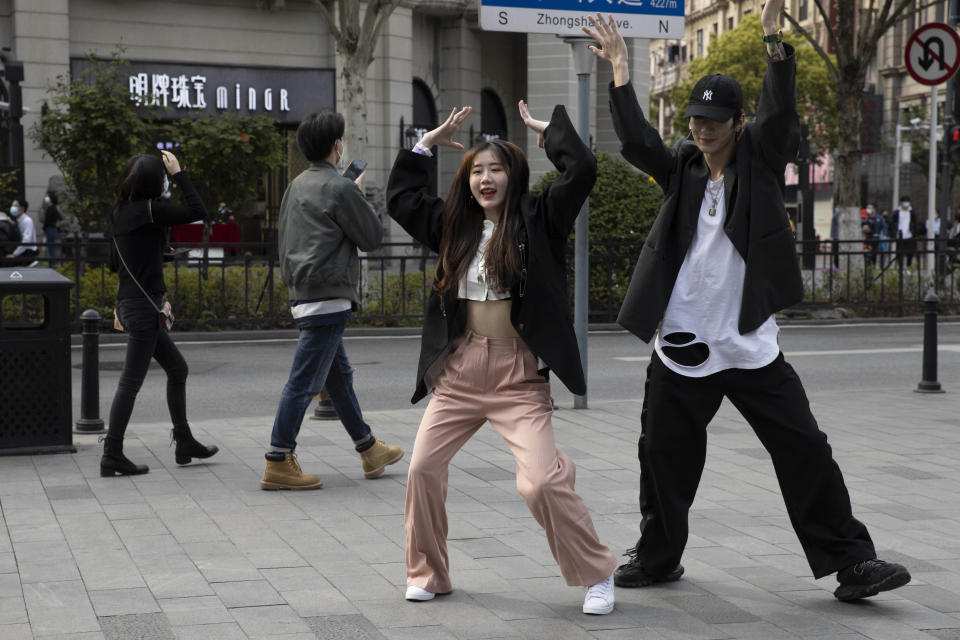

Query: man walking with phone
[[261, 109, 404, 490]]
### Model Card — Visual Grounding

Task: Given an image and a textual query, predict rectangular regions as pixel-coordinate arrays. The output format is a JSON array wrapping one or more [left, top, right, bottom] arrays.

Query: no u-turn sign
[[905, 23, 960, 86]]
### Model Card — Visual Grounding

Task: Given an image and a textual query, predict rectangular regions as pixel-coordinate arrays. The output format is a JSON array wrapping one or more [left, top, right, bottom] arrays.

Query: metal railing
[[4, 236, 958, 330]]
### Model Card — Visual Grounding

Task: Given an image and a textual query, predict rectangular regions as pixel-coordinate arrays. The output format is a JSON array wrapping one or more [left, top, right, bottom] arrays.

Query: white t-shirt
[[654, 176, 780, 377], [458, 219, 511, 301], [897, 207, 912, 239], [12, 213, 37, 256]]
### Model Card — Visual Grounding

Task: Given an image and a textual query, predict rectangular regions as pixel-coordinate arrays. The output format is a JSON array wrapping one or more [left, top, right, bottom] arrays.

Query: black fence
[[2, 236, 958, 331]]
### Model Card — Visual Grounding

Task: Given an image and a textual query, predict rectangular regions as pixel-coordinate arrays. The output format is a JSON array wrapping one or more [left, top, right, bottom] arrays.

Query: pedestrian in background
[[42, 191, 62, 263], [260, 109, 404, 491], [865, 204, 886, 267], [3, 199, 38, 266], [585, 2, 910, 602], [103, 150, 219, 476], [892, 195, 917, 270], [387, 100, 617, 614]]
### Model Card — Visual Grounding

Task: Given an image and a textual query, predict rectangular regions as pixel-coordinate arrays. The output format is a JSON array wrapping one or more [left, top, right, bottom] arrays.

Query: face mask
[[9, 206, 19, 217], [43, 196, 51, 205], [162, 176, 170, 196], [335, 141, 344, 171]]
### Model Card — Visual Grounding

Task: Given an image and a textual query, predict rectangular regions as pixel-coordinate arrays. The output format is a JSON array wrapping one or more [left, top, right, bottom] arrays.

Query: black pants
[[635, 353, 875, 579], [107, 296, 188, 441]]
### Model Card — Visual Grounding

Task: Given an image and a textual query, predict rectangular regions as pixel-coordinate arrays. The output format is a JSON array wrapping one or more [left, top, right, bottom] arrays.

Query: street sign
[[479, 0, 685, 40], [904, 22, 960, 86]]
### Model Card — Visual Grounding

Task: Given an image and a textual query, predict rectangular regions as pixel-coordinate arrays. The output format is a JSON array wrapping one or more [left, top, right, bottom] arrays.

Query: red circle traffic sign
[[905, 23, 960, 86]]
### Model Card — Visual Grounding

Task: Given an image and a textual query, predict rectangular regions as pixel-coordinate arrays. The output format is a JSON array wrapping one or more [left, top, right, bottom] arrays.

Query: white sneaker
[[582, 572, 615, 615], [405, 585, 436, 601]]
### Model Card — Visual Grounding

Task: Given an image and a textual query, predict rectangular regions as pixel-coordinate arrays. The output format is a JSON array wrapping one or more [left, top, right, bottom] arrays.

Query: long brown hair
[[434, 139, 530, 296]]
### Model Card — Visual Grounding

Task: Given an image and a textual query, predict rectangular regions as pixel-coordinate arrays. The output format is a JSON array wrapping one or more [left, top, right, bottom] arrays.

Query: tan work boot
[[360, 439, 404, 479], [260, 452, 323, 490]]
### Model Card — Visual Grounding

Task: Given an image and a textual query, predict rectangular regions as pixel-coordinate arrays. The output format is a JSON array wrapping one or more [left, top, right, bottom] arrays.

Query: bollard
[[915, 293, 944, 394], [74, 309, 106, 433]]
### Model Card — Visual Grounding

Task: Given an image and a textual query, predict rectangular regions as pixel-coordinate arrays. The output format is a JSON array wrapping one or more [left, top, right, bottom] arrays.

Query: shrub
[[531, 151, 663, 316], [361, 270, 430, 326]]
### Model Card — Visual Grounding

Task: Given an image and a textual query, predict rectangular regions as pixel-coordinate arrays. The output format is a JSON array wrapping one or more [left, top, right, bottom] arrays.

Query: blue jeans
[[270, 324, 372, 451], [45, 227, 59, 260]]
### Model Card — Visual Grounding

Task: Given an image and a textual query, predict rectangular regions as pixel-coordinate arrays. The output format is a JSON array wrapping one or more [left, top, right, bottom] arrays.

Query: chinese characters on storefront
[[70, 59, 335, 125], [127, 72, 291, 113]]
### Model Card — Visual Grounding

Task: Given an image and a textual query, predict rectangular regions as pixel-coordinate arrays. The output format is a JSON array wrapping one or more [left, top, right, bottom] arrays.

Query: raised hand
[[582, 14, 630, 86], [519, 100, 549, 148], [160, 150, 181, 174], [761, 0, 785, 32], [418, 106, 472, 150]]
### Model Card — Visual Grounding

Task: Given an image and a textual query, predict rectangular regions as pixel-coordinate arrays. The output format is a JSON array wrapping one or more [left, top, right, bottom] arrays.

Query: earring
[[466, 193, 476, 205]]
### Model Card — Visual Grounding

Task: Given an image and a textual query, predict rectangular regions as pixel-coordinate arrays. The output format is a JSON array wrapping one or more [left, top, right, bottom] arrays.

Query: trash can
[[0, 268, 76, 455]]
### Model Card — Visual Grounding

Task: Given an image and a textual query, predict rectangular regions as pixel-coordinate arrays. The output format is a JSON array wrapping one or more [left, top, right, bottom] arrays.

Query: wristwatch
[[762, 30, 783, 43]]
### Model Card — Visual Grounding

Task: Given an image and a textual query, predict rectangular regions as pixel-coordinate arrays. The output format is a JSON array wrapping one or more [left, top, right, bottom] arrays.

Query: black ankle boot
[[100, 437, 149, 477], [171, 425, 219, 465]]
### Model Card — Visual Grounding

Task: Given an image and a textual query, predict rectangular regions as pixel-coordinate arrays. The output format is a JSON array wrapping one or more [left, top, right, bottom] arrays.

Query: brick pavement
[[1, 387, 958, 639]]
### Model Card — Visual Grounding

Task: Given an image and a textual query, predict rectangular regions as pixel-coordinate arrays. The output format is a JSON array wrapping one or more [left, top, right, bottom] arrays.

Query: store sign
[[70, 59, 335, 124]]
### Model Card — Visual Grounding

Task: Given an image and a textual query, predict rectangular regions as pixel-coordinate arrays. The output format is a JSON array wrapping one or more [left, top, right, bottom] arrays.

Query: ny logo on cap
[[702, 90, 713, 101]]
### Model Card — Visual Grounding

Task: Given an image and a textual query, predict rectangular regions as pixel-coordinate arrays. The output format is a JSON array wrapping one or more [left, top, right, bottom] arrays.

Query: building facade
[[0, 0, 652, 244]]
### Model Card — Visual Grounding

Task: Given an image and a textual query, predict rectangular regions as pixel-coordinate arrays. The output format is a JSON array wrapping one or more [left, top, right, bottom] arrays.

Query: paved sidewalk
[[1, 387, 958, 639]]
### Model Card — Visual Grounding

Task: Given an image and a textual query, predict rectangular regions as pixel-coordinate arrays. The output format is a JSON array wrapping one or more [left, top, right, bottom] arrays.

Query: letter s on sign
[[499, 10, 507, 25]]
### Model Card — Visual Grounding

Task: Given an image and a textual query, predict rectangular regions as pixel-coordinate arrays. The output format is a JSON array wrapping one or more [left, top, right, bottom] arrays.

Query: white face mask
[[9, 206, 19, 217], [335, 140, 344, 170], [162, 176, 170, 196], [43, 196, 51, 205]]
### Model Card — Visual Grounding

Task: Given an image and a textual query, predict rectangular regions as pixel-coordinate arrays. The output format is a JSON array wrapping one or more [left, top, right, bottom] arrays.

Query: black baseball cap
[[683, 74, 743, 122]]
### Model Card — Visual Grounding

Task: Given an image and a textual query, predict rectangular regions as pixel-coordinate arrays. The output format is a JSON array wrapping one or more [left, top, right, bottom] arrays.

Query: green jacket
[[278, 162, 383, 306]]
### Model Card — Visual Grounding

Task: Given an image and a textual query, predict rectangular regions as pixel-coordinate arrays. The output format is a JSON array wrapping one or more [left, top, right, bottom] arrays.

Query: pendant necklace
[[707, 177, 724, 217]]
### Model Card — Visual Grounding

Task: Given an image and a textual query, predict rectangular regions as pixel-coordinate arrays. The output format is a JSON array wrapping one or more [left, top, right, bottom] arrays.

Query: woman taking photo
[[387, 102, 617, 614], [103, 150, 218, 477]]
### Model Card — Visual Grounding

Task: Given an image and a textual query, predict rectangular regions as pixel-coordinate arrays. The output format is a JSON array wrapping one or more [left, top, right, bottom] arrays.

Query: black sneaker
[[834, 559, 911, 601], [613, 546, 684, 588]]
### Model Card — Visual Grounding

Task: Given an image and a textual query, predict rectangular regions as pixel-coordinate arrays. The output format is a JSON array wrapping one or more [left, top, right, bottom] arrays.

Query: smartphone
[[342, 159, 367, 181]]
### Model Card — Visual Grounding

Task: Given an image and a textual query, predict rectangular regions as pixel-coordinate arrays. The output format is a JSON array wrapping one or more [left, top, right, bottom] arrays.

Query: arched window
[[480, 89, 507, 142], [413, 78, 437, 132], [410, 78, 438, 196]]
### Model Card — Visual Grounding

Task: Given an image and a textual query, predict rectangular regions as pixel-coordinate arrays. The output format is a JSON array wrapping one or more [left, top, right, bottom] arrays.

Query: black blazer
[[610, 45, 803, 343], [387, 105, 596, 403]]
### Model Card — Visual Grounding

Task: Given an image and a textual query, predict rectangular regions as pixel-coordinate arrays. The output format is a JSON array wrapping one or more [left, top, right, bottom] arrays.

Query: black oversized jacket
[[386, 105, 596, 403], [610, 45, 803, 342], [111, 171, 207, 300]]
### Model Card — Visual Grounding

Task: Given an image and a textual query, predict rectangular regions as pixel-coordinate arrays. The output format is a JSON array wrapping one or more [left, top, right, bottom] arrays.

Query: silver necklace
[[706, 178, 724, 217]]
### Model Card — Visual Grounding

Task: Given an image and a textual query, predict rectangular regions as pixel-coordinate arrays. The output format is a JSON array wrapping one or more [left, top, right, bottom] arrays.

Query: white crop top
[[457, 219, 512, 301]]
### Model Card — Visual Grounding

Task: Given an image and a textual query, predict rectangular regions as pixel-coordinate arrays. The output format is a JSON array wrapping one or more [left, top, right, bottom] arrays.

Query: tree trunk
[[340, 56, 368, 166], [833, 74, 866, 273]]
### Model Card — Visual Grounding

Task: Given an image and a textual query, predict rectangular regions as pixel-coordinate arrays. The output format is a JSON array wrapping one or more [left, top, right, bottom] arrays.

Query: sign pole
[[902, 22, 960, 287], [566, 37, 593, 410], [926, 85, 938, 287]]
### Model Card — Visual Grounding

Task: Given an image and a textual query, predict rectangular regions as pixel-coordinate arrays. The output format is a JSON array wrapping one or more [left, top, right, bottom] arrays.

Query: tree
[[167, 113, 286, 211], [29, 51, 154, 232], [669, 14, 837, 153], [257, 0, 399, 164], [782, 0, 939, 243]]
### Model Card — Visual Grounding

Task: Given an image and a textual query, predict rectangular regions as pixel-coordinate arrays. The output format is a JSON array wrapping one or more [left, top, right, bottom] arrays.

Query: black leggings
[[107, 296, 188, 441]]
